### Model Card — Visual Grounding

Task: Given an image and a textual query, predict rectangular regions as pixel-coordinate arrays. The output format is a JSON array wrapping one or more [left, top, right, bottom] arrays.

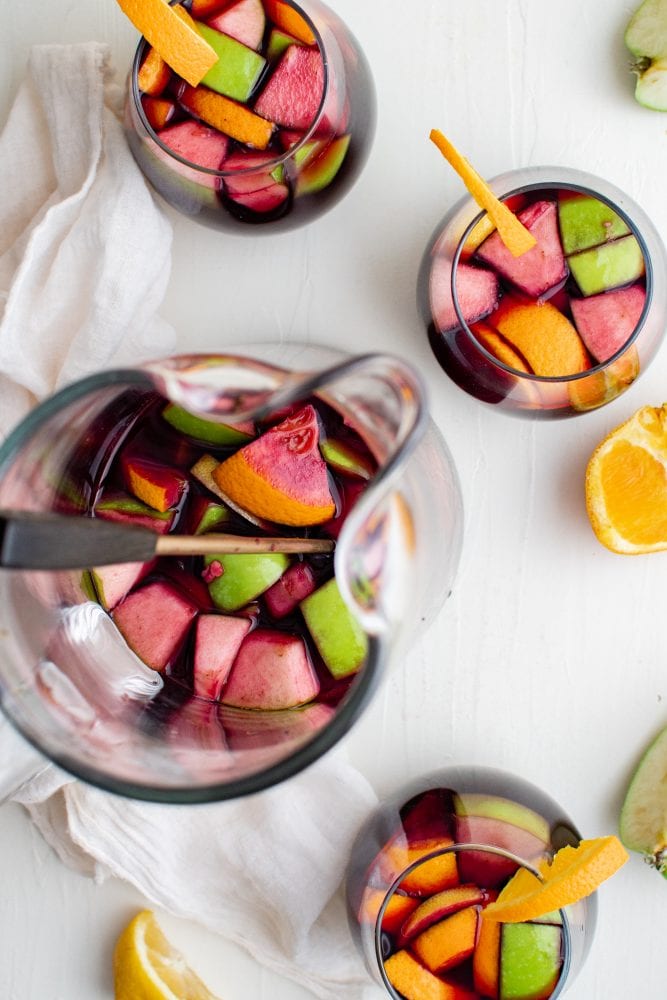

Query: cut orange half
[[585, 403, 667, 554], [482, 835, 628, 923]]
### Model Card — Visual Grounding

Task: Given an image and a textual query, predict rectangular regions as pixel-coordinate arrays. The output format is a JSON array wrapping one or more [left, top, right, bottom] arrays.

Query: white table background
[[1, 0, 667, 997]]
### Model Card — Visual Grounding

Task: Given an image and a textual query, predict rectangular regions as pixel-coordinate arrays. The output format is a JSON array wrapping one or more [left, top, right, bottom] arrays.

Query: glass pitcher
[[0, 348, 463, 803]]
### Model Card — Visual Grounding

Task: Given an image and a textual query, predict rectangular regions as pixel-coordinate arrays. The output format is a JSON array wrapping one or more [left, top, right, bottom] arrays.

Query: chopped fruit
[[208, 0, 266, 50], [461, 213, 497, 259], [226, 182, 290, 214], [499, 923, 562, 1000], [296, 135, 351, 195], [483, 836, 628, 923], [399, 885, 487, 944], [568, 234, 645, 297], [412, 906, 479, 974], [471, 322, 532, 373], [180, 85, 275, 150], [162, 402, 254, 445], [320, 437, 374, 480], [372, 837, 457, 892], [190, 0, 233, 17], [453, 795, 551, 845], [300, 577, 368, 678], [264, 561, 316, 618], [557, 192, 630, 255], [429, 129, 537, 258], [193, 613, 250, 700], [254, 45, 324, 129], [90, 560, 154, 611], [221, 629, 320, 709], [476, 201, 567, 298], [205, 552, 289, 611], [158, 116, 230, 181], [431, 257, 500, 332], [455, 817, 548, 889], [625, 0, 667, 110], [473, 916, 501, 998], [488, 298, 590, 377], [620, 724, 667, 876], [196, 22, 266, 101], [358, 888, 419, 933], [570, 285, 646, 362], [384, 950, 477, 1000], [138, 46, 171, 95], [190, 496, 231, 534], [221, 150, 290, 214], [94, 493, 176, 534], [142, 95, 176, 130], [192, 454, 235, 504], [115, 0, 218, 87], [584, 404, 667, 553], [267, 27, 301, 61], [113, 909, 220, 1000], [122, 454, 189, 512], [401, 788, 455, 843], [212, 405, 335, 527], [113, 581, 198, 671], [568, 349, 640, 412], [263, 0, 316, 44]]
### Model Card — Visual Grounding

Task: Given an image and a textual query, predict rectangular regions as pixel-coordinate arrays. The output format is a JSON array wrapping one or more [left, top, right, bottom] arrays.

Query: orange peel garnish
[[482, 835, 628, 923], [429, 129, 537, 258], [117, 0, 218, 87]]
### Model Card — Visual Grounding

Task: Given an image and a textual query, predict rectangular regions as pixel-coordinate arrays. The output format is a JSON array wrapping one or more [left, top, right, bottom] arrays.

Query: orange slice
[[117, 0, 218, 87], [471, 321, 532, 373], [482, 836, 628, 923], [429, 129, 536, 258], [490, 298, 590, 378], [585, 403, 667, 554], [180, 85, 274, 149], [569, 348, 639, 413], [138, 46, 172, 95], [264, 0, 316, 44]]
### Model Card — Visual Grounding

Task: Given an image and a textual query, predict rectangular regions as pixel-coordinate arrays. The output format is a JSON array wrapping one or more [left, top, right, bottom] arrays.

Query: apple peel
[[429, 129, 536, 258]]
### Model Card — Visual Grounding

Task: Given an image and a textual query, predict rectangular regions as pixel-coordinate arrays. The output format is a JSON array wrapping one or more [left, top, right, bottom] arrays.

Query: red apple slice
[[113, 581, 198, 671], [207, 0, 266, 49], [193, 614, 251, 700], [398, 884, 486, 945], [221, 629, 320, 709], [264, 561, 316, 618]]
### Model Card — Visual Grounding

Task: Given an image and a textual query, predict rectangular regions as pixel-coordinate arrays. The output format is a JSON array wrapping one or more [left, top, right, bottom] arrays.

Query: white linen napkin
[[0, 42, 381, 999]]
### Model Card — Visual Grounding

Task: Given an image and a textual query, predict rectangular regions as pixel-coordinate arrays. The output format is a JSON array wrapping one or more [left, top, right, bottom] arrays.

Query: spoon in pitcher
[[0, 510, 334, 571]]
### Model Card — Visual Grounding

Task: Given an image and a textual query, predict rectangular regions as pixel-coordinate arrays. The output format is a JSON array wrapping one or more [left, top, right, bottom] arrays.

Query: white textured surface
[[2, 0, 667, 997]]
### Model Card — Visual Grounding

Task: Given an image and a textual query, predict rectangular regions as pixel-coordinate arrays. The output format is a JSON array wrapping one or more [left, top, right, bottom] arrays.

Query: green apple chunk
[[558, 193, 630, 255], [194, 500, 230, 534], [500, 923, 563, 1000], [300, 577, 368, 678], [568, 235, 645, 297], [452, 793, 550, 843], [625, 0, 667, 110], [205, 552, 289, 611], [320, 438, 374, 480], [267, 28, 300, 61], [296, 135, 351, 196], [163, 403, 254, 446], [196, 22, 266, 101], [620, 724, 667, 875]]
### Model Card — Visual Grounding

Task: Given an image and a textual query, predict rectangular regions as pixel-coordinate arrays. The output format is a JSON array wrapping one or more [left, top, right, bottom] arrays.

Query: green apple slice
[[620, 725, 667, 876], [300, 577, 368, 678], [568, 235, 645, 296], [625, 0, 667, 110], [196, 22, 266, 101], [320, 438, 374, 480], [205, 552, 289, 611], [453, 793, 550, 844], [163, 403, 254, 446], [500, 923, 562, 1000]]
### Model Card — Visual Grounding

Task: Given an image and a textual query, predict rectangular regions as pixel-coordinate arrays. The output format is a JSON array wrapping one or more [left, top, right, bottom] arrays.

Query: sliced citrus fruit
[[429, 129, 537, 258], [114, 909, 220, 1000], [482, 836, 628, 923], [585, 403, 667, 554], [212, 405, 335, 527], [620, 724, 667, 877], [116, 0, 218, 87]]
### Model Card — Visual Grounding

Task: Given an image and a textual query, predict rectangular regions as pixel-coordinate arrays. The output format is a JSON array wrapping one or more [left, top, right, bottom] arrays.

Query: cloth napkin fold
[[0, 42, 380, 999]]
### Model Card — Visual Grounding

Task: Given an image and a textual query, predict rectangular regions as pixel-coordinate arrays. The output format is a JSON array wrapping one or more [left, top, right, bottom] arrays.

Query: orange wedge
[[117, 0, 218, 87], [471, 321, 532, 374], [180, 85, 274, 149], [264, 0, 316, 44], [569, 348, 639, 413], [585, 403, 667, 554], [429, 129, 536, 258], [482, 836, 628, 923], [490, 298, 590, 378]]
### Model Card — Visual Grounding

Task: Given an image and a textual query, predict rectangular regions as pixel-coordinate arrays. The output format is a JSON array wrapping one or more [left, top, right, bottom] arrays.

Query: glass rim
[[0, 348, 429, 804], [448, 171, 654, 384], [129, 0, 332, 179], [374, 842, 573, 1000]]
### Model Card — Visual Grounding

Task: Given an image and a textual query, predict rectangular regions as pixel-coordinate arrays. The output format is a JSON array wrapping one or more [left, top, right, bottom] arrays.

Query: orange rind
[[482, 835, 628, 923], [116, 0, 218, 87], [180, 85, 274, 149], [489, 298, 590, 378], [429, 129, 537, 258], [585, 403, 667, 553]]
